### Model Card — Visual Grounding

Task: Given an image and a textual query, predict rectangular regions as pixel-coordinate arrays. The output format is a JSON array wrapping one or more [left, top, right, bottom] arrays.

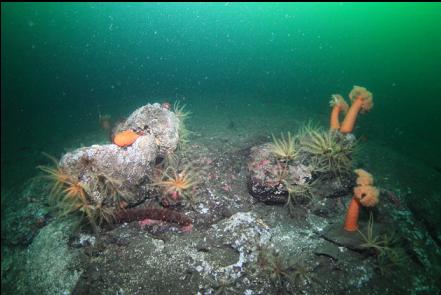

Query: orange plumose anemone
[[344, 168, 379, 232], [340, 86, 373, 134], [354, 169, 374, 186], [354, 185, 379, 207], [329, 94, 349, 130], [113, 130, 140, 147], [344, 197, 361, 232]]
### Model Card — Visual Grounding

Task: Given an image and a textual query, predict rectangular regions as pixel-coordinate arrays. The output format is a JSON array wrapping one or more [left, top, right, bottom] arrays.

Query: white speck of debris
[[244, 290, 254, 295], [307, 214, 329, 232], [223, 212, 256, 232], [152, 239, 165, 251], [354, 265, 372, 287], [198, 203, 209, 214], [207, 188, 216, 198], [338, 246, 346, 252], [79, 233, 96, 246]]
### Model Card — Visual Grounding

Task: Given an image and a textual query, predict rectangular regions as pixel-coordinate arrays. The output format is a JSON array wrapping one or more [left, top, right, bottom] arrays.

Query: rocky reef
[[2, 99, 440, 295]]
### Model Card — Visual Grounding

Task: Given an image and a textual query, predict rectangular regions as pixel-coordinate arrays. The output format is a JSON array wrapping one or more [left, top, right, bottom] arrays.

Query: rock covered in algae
[[114, 102, 180, 156], [247, 143, 313, 204], [247, 142, 353, 204], [60, 134, 158, 205]]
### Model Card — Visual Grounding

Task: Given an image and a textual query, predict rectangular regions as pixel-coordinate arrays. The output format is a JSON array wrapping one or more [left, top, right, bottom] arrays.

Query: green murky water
[[3, 3, 441, 188]]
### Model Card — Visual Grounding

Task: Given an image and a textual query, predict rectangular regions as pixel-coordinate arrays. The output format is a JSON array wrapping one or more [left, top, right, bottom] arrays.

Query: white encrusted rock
[[248, 143, 312, 204], [116, 103, 180, 156], [60, 131, 157, 205]]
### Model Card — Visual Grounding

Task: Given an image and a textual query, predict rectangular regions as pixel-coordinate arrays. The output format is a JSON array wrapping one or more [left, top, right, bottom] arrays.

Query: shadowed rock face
[[247, 143, 353, 204], [247, 143, 313, 204], [59, 103, 180, 206]]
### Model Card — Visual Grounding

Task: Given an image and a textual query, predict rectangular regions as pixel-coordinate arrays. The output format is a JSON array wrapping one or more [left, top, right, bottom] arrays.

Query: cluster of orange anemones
[[329, 94, 349, 130], [344, 169, 379, 232], [159, 171, 195, 201], [38, 163, 71, 197], [63, 179, 87, 202], [329, 86, 374, 134], [354, 169, 374, 186], [38, 156, 89, 211], [152, 164, 198, 205]]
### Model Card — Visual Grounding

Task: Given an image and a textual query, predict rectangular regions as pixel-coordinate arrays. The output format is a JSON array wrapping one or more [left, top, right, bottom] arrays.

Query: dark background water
[[2, 2, 441, 191]]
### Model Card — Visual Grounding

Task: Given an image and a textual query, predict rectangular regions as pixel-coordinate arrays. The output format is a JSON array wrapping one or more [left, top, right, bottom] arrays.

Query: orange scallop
[[113, 130, 140, 147]]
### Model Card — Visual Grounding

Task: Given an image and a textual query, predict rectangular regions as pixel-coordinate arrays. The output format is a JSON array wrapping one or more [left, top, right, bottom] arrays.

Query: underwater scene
[[1, 2, 441, 294]]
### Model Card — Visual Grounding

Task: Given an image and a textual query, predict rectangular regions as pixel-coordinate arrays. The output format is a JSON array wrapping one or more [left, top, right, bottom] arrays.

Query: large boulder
[[247, 142, 353, 204], [60, 134, 157, 205], [59, 103, 180, 206], [114, 103, 180, 156], [248, 143, 313, 204]]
